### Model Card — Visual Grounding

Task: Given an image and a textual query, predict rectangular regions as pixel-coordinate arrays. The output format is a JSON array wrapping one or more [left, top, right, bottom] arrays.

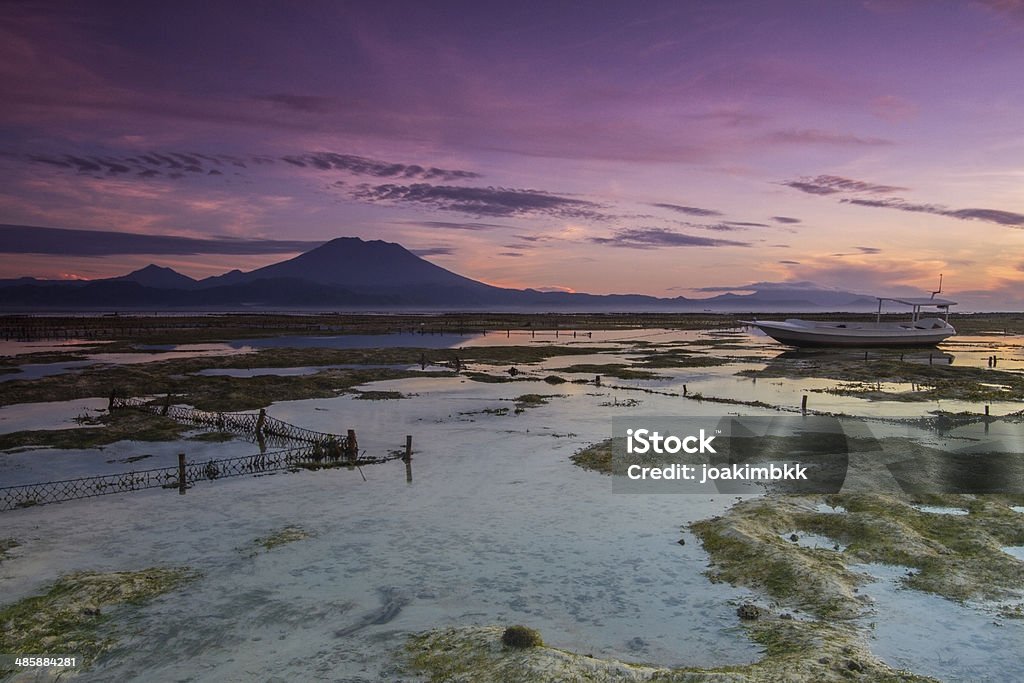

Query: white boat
[[743, 296, 956, 348]]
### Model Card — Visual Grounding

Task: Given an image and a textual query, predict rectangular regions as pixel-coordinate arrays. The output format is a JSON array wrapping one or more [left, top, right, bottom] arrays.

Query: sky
[[2, 0, 1024, 308]]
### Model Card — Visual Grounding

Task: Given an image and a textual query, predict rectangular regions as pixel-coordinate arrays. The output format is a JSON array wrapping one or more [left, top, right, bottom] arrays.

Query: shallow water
[[2, 377, 765, 680], [195, 363, 416, 377], [4, 327, 1024, 681], [855, 562, 1024, 682], [0, 398, 107, 435], [912, 505, 969, 516]]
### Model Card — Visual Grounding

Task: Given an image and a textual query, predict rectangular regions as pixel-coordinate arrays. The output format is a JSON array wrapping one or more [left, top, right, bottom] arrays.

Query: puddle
[[1011, 506, 1024, 514], [0, 360, 95, 382], [0, 398, 108, 435], [1002, 546, 1024, 561], [228, 333, 481, 350], [780, 531, 846, 551], [912, 505, 969, 516], [194, 364, 414, 377]]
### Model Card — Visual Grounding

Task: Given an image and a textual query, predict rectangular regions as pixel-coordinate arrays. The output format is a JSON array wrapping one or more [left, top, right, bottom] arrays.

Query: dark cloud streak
[[0, 224, 323, 256], [782, 175, 907, 196], [651, 202, 723, 217], [23, 150, 478, 183], [589, 227, 749, 249], [841, 198, 1024, 227], [353, 183, 607, 219]]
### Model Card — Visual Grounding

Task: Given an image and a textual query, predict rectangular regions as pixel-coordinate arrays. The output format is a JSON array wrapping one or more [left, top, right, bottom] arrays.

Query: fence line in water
[[1, 397, 415, 512]]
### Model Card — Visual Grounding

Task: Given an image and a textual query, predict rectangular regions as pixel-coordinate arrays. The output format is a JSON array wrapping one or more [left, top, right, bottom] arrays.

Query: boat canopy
[[876, 295, 955, 323]]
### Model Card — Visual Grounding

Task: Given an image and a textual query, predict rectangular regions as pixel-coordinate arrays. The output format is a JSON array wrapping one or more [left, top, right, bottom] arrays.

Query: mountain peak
[[112, 264, 197, 289], [232, 235, 485, 290]]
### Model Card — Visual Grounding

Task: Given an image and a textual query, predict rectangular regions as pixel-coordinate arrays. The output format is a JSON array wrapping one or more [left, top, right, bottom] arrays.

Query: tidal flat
[[1, 313, 1023, 681]]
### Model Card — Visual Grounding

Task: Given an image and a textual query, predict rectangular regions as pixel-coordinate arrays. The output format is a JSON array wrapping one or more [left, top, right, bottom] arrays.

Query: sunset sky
[[2, 1, 1024, 308]]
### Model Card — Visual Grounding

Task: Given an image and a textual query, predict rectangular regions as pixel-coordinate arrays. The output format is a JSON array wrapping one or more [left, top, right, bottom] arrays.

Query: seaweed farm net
[[2, 398, 403, 512], [1, 442, 398, 512]]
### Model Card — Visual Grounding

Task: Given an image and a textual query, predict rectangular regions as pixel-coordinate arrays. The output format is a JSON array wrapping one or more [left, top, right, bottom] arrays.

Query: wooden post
[[178, 453, 186, 495], [162, 393, 171, 416], [928, 353, 933, 365], [683, 384, 688, 396], [256, 408, 266, 435], [801, 395, 808, 414], [108, 389, 116, 412], [404, 435, 413, 483], [864, 350, 868, 361], [346, 429, 358, 462], [985, 405, 990, 417], [595, 375, 601, 387]]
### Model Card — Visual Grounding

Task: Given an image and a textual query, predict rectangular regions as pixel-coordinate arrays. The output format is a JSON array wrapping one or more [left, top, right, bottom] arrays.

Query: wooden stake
[[801, 395, 808, 414], [178, 453, 186, 495], [346, 429, 358, 462]]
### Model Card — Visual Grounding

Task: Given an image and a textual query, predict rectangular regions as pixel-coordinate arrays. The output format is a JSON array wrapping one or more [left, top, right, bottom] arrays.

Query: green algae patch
[[248, 525, 313, 554], [0, 538, 19, 563], [557, 363, 662, 380], [806, 494, 1024, 602], [350, 389, 406, 400], [404, 623, 934, 682], [635, 351, 729, 369], [691, 497, 863, 619], [511, 394, 561, 412], [739, 355, 1024, 402], [407, 626, 661, 683], [0, 567, 195, 675], [692, 493, 1024, 613], [571, 438, 613, 474], [0, 409, 189, 451], [501, 625, 543, 648]]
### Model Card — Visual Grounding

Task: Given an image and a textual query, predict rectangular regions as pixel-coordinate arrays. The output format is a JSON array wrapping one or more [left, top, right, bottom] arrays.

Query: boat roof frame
[[876, 295, 955, 323]]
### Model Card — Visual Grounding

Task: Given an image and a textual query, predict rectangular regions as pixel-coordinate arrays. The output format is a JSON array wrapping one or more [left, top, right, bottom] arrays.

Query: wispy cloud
[[841, 198, 1024, 227], [833, 245, 883, 256], [651, 202, 723, 217], [252, 93, 336, 113], [589, 227, 748, 249], [0, 224, 322, 256], [771, 216, 802, 224], [409, 246, 456, 257], [406, 220, 508, 231], [782, 175, 908, 196], [351, 183, 607, 219], [765, 129, 892, 147], [723, 220, 770, 228]]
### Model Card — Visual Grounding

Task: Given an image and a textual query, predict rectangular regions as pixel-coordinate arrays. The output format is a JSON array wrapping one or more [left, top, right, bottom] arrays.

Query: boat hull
[[745, 320, 955, 348]]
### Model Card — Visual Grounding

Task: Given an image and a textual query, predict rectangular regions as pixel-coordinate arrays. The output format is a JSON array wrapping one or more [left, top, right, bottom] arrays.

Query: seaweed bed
[[0, 567, 195, 676]]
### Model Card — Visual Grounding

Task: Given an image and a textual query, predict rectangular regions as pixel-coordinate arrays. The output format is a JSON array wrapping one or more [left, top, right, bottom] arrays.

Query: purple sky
[[3, 0, 1024, 307]]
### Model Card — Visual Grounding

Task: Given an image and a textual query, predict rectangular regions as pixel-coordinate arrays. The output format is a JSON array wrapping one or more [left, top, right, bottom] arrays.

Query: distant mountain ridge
[[0, 236, 879, 311]]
